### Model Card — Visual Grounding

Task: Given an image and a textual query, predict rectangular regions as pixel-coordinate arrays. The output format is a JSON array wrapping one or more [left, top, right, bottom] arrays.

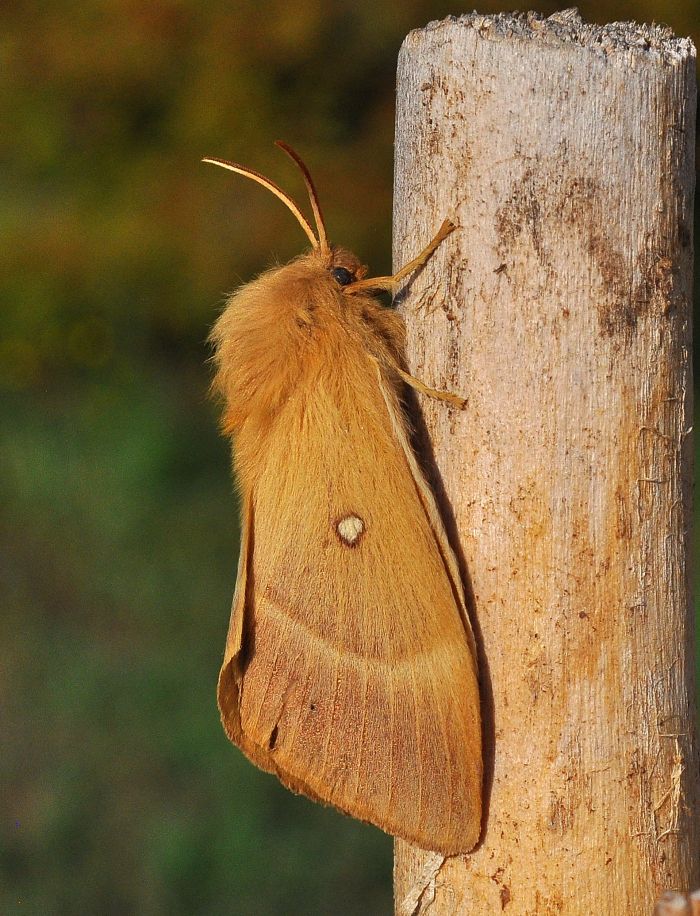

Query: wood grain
[[393, 9, 698, 913]]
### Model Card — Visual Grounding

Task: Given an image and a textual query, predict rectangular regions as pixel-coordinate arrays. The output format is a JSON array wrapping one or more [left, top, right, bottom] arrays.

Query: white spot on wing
[[336, 514, 365, 547]]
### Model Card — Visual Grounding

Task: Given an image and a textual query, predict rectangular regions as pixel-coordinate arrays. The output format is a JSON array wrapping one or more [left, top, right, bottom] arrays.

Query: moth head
[[203, 141, 370, 292], [327, 247, 367, 287]]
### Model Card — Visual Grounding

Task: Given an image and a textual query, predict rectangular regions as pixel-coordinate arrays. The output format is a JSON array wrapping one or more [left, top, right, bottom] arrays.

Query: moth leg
[[346, 220, 456, 294], [390, 219, 456, 285], [397, 365, 467, 410]]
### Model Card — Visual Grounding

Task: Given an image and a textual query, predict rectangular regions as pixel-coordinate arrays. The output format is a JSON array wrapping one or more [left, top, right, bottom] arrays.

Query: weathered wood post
[[393, 10, 698, 913]]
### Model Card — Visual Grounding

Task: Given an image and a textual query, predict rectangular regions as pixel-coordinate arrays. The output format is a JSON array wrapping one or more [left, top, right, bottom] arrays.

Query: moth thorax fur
[[336, 515, 365, 547]]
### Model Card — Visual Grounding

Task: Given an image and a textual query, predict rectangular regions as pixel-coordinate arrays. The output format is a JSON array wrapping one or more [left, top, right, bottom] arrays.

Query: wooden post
[[393, 10, 698, 914]]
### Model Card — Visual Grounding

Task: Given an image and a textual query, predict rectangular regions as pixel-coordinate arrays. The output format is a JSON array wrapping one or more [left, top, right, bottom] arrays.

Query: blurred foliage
[[1, 0, 699, 913]]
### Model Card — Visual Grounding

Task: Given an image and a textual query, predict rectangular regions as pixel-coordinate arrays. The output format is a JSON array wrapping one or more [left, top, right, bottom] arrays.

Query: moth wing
[[218, 359, 481, 854], [217, 492, 252, 748]]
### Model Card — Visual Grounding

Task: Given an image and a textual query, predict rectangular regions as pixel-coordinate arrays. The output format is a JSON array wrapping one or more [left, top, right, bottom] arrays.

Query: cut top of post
[[404, 8, 695, 63]]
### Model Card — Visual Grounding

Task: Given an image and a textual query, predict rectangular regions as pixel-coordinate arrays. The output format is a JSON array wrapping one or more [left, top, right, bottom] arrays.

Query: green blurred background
[[2, 1, 698, 913]]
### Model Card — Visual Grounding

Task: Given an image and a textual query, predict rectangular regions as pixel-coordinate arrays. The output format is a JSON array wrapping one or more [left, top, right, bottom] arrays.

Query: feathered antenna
[[274, 141, 329, 256], [202, 156, 319, 249]]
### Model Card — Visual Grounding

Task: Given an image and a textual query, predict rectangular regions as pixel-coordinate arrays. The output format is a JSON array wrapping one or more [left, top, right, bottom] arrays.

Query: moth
[[205, 142, 482, 854]]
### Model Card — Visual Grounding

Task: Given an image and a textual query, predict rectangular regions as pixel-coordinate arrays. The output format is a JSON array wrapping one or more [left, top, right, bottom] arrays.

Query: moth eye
[[331, 267, 354, 286]]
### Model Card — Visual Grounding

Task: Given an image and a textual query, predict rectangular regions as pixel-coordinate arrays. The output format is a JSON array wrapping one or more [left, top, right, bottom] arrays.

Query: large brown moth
[[205, 142, 482, 854]]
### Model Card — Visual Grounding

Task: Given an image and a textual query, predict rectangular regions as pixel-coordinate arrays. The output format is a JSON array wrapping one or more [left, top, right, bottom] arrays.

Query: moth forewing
[[207, 143, 482, 854]]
